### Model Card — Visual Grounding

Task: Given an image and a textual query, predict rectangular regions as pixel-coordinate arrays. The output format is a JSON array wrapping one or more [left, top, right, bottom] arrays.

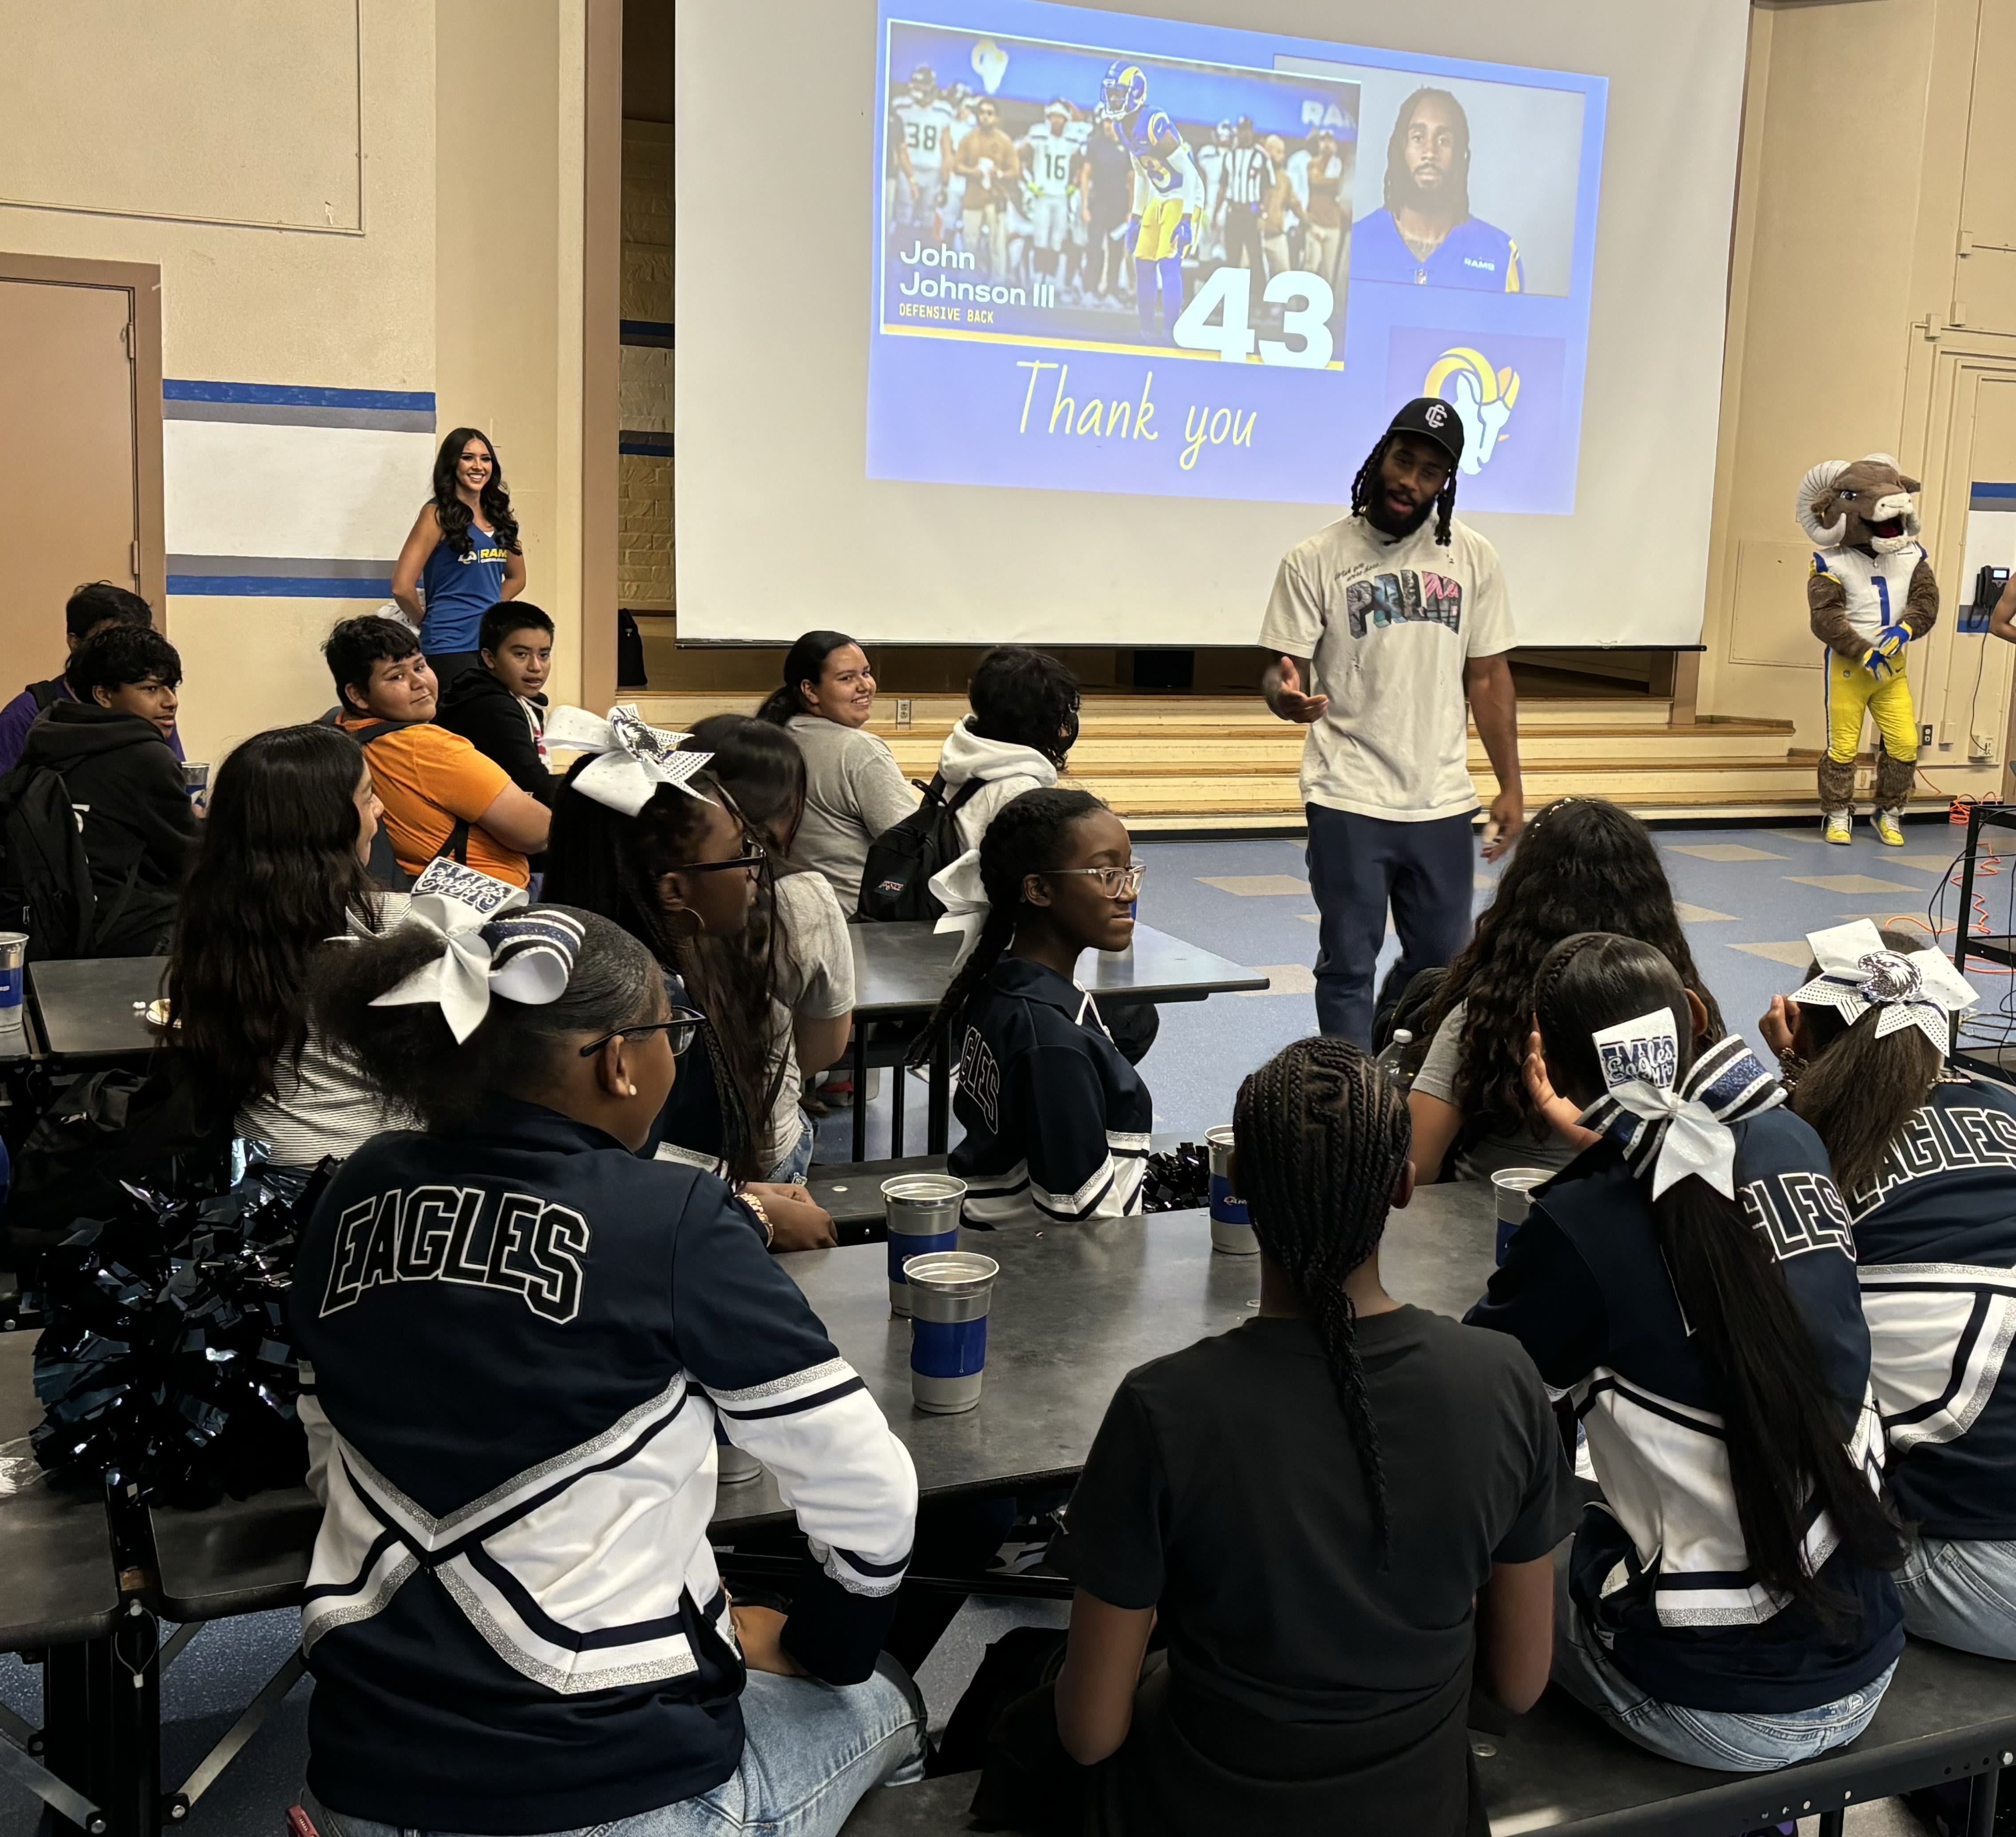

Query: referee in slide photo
[[1259, 397, 1524, 1045]]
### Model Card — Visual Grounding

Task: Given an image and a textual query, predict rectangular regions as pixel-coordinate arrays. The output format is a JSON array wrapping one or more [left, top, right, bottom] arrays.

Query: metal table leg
[[850, 1027, 868, 1163], [928, 1033, 950, 1154], [1969, 1758, 2001, 1837], [93, 1606, 157, 1837]]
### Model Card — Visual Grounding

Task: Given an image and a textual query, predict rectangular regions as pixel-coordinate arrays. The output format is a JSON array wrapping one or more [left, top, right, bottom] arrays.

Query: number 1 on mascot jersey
[[1793, 453, 1939, 848]]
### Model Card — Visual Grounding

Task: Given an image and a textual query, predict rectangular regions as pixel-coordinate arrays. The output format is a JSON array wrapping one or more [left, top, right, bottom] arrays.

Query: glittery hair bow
[[928, 849, 991, 970], [1576, 1010, 1786, 1199], [370, 859, 586, 1042], [1790, 920, 1976, 1058], [543, 704, 713, 818]]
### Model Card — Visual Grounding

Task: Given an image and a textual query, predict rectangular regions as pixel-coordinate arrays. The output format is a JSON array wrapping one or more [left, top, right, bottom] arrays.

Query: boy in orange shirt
[[323, 617, 549, 887]]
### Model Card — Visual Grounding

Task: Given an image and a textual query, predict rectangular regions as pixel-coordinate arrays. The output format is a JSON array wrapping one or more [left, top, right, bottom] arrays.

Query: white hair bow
[[370, 859, 585, 1042], [544, 704, 713, 818], [929, 849, 991, 970], [1577, 1011, 1786, 1200], [1791, 920, 1976, 1057]]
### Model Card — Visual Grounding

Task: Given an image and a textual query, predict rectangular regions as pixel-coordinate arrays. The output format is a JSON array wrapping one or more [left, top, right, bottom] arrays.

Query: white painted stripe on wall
[[164, 420, 434, 561]]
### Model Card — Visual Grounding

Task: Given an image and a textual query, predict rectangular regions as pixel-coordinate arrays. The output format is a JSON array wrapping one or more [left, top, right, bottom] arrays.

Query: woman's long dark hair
[[685, 713, 807, 865], [1792, 927, 1944, 1203], [168, 725, 379, 1124], [757, 630, 860, 726], [542, 763, 780, 1183], [907, 787, 1106, 1069], [1536, 933, 1903, 1611], [315, 907, 658, 1133], [1235, 1036, 1411, 1560], [432, 427, 521, 557], [1433, 799, 1722, 1151]]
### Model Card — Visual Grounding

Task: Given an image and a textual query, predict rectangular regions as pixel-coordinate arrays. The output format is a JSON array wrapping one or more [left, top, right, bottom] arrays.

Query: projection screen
[[674, 0, 1749, 648]]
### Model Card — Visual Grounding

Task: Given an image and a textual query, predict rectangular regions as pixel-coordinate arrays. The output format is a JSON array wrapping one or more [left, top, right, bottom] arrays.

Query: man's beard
[[1395, 166, 1457, 220], [1365, 487, 1437, 538]]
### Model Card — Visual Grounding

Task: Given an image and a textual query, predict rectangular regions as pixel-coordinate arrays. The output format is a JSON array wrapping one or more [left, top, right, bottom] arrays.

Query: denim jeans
[[302, 1657, 926, 1837], [1553, 1592, 1894, 1772], [767, 1113, 816, 1186], [1897, 1533, 2016, 1659]]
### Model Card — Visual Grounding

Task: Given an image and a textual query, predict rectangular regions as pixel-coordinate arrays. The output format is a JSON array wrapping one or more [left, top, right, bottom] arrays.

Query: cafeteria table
[[844, 921, 1270, 1159], [26, 958, 167, 1065]]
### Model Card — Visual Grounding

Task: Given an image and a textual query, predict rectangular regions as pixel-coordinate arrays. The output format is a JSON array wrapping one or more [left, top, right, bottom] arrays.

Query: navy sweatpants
[[1304, 804, 1477, 1044]]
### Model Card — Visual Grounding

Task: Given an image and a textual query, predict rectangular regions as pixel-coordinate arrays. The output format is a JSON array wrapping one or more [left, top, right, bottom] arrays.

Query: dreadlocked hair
[[1791, 927, 1944, 1203], [1348, 432, 1457, 546], [1233, 1035, 1410, 1562], [905, 786, 1108, 1072], [1429, 798, 1723, 1157], [541, 759, 781, 1184], [1535, 933, 1904, 1615]]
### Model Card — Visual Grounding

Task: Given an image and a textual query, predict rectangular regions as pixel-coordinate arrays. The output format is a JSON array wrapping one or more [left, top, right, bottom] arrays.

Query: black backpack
[[0, 760, 133, 960], [855, 773, 984, 922]]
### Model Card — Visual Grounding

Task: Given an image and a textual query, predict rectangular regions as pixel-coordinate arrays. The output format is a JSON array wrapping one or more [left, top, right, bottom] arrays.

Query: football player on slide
[[1099, 61, 1205, 342]]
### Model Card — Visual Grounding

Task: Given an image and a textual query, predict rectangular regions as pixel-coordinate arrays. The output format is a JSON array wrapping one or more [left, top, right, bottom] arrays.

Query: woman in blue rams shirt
[[1761, 922, 2016, 1660], [391, 427, 526, 682], [909, 787, 1151, 1229], [293, 892, 921, 1837], [1468, 933, 1905, 1772]]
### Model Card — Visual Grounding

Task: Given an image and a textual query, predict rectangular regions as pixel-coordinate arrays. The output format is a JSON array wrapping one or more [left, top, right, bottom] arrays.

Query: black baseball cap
[[1385, 395, 1465, 467]]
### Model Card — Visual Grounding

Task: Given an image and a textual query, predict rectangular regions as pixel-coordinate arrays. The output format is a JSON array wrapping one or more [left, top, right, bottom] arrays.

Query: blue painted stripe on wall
[[164, 379, 435, 411], [620, 319, 675, 346], [168, 574, 391, 598], [1972, 481, 2016, 509], [620, 438, 673, 456]]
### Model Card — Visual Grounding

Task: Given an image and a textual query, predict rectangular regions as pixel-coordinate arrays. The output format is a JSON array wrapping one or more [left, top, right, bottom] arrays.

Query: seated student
[[1469, 934, 1905, 1772], [1759, 921, 2016, 1661], [542, 707, 835, 1248], [937, 645, 1082, 853], [1409, 797, 1722, 1183], [293, 900, 922, 1837], [756, 631, 917, 912], [909, 787, 1149, 1227], [12, 625, 195, 957], [324, 615, 549, 888], [167, 724, 414, 1164], [683, 714, 854, 1183], [1046, 1035, 1574, 1836], [435, 600, 555, 806], [0, 581, 184, 774]]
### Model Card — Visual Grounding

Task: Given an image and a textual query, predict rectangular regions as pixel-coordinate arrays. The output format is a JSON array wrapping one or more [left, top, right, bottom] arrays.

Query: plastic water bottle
[[1373, 1029, 1415, 1095]]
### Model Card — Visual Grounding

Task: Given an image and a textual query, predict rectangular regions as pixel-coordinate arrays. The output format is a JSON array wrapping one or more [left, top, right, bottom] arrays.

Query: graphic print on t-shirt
[[958, 1024, 1002, 1131], [1342, 568, 1464, 639]]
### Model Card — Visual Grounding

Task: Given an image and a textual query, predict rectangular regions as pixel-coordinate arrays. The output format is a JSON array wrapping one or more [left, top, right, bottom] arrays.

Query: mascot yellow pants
[[1821, 650, 1917, 812]]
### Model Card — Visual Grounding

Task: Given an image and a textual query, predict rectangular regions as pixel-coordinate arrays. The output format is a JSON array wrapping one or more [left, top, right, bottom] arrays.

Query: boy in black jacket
[[13, 625, 195, 956], [436, 600, 554, 806]]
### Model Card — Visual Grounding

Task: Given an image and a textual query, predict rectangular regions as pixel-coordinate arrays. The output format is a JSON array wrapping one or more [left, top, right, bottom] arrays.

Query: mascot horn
[[1794, 452, 1938, 846]]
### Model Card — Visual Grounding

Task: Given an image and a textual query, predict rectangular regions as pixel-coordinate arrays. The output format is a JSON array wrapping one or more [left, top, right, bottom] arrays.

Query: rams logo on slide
[[1423, 346, 1521, 476]]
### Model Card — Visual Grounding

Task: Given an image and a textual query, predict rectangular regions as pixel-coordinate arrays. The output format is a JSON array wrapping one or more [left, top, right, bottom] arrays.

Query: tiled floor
[[5, 814, 2001, 1837]]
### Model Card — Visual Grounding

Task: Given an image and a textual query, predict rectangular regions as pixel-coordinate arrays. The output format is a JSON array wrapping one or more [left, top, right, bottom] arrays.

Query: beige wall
[[1702, 0, 2016, 802], [0, 0, 592, 760], [620, 121, 675, 612]]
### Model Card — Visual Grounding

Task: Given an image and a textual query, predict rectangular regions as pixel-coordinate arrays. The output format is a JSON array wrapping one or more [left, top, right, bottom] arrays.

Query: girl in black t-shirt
[[1051, 1036, 1575, 1837]]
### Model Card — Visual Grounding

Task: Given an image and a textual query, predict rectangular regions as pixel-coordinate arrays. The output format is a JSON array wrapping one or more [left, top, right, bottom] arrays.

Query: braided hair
[[1348, 432, 1456, 546], [541, 760, 779, 1184], [906, 786, 1107, 1070], [1233, 1036, 1411, 1559]]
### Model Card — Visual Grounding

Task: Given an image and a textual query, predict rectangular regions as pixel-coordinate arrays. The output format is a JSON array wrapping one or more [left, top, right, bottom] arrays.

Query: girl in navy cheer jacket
[[1765, 921, 2016, 1660], [909, 787, 1152, 1229], [1468, 933, 1905, 1774], [290, 881, 920, 1837]]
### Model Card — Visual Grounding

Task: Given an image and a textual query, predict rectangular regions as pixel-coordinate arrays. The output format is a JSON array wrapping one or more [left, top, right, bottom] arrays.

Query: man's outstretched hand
[[1265, 655, 1328, 724]]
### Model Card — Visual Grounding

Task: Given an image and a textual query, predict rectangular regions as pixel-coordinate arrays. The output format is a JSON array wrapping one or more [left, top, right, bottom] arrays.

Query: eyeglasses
[[679, 839, 767, 876], [579, 1006, 707, 1059], [1046, 863, 1146, 899]]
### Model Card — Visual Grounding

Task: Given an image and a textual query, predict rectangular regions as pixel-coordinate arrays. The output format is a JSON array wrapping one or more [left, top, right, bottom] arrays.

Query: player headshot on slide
[[1349, 87, 1522, 291]]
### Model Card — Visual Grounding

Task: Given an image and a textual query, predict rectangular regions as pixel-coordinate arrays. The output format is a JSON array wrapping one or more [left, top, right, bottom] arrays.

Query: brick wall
[[620, 122, 674, 610]]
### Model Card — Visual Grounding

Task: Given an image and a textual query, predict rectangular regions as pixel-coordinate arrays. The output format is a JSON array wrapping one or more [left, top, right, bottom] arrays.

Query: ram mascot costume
[[1795, 454, 1937, 846]]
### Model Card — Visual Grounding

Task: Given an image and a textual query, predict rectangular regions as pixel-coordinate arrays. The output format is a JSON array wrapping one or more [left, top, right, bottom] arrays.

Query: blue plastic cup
[[1206, 1124, 1256, 1255], [1493, 1168, 1552, 1264], [884, 1174, 966, 1316], [0, 932, 24, 1034], [904, 1251, 999, 1414]]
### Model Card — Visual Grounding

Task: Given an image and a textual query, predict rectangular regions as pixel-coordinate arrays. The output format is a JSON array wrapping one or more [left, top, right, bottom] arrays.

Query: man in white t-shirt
[[1258, 396, 1524, 1042]]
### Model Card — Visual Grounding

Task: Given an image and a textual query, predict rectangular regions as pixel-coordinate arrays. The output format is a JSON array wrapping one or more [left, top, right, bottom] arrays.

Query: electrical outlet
[[1972, 735, 1996, 761], [895, 697, 913, 730], [1921, 724, 1934, 747]]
